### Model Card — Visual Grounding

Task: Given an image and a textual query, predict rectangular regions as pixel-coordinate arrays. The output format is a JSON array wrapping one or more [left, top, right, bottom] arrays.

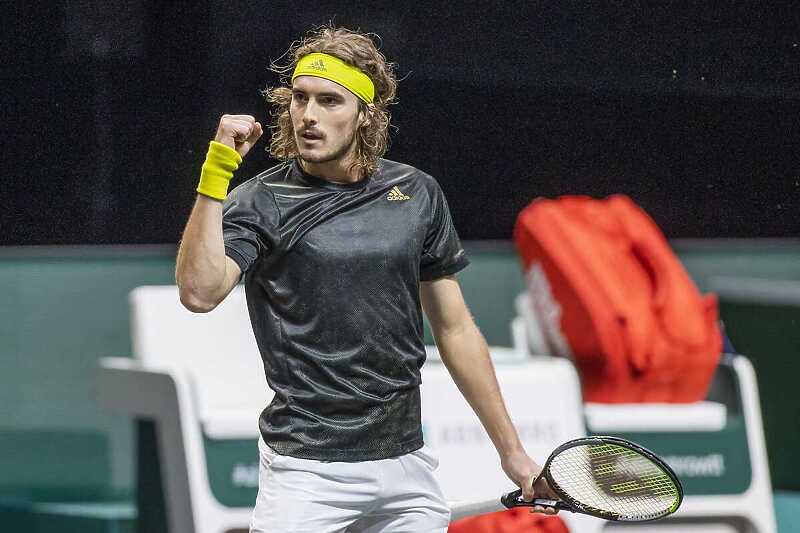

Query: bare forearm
[[421, 277, 547, 499], [175, 195, 230, 311], [435, 322, 524, 459]]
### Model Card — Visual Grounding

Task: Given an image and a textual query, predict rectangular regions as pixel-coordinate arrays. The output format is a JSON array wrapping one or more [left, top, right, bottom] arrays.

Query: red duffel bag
[[513, 194, 721, 402], [448, 509, 570, 533]]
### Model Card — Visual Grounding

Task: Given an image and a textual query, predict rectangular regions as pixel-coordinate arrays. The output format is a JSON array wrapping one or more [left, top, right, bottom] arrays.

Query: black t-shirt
[[223, 158, 469, 461]]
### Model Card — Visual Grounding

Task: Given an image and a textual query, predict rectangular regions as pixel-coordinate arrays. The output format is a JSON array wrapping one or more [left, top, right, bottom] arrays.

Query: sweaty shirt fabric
[[223, 158, 469, 461]]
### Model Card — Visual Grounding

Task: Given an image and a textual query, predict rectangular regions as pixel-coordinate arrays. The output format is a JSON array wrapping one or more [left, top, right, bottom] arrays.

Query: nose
[[301, 100, 319, 126]]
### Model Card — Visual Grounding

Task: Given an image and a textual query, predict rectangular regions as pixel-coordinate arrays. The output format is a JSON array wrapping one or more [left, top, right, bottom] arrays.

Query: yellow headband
[[291, 52, 375, 104]]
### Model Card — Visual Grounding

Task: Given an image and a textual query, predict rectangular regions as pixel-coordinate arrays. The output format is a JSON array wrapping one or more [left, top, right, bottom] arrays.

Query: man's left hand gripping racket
[[502, 436, 683, 522]]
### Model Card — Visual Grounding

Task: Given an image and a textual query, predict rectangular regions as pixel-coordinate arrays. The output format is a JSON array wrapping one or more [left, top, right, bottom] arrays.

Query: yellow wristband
[[196, 141, 243, 200]]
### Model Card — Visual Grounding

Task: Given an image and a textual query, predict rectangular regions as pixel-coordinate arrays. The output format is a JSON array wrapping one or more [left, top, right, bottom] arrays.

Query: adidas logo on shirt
[[308, 59, 327, 72], [386, 186, 411, 201]]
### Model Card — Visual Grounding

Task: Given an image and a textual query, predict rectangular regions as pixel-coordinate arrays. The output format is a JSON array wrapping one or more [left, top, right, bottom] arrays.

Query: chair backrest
[[421, 357, 585, 503], [129, 285, 272, 417]]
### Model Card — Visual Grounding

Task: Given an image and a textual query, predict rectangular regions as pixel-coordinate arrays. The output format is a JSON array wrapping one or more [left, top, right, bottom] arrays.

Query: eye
[[321, 96, 338, 106], [292, 92, 307, 103]]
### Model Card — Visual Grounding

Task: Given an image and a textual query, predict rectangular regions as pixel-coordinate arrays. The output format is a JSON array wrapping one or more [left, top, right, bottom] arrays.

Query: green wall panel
[[0, 249, 177, 499], [0, 501, 135, 533], [717, 300, 800, 491], [1, 239, 799, 508], [593, 417, 752, 496], [204, 437, 259, 508], [424, 244, 526, 346], [674, 240, 800, 288]]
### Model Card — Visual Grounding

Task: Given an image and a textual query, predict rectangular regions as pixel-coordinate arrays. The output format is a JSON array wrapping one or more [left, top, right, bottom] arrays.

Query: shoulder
[[227, 161, 292, 199], [224, 161, 291, 213], [233, 161, 292, 193], [376, 158, 443, 195]]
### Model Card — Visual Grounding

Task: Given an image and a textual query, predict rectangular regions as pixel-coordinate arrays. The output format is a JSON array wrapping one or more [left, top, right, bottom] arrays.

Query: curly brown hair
[[263, 26, 398, 178]]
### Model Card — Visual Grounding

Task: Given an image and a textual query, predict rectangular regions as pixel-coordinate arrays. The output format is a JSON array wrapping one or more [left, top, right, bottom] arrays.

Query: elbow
[[178, 286, 220, 313]]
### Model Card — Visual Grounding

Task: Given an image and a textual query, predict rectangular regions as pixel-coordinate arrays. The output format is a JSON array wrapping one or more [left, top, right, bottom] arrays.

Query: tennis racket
[[501, 436, 683, 522]]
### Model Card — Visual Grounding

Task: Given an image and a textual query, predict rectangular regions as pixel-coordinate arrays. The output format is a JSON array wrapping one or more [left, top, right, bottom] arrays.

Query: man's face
[[290, 76, 362, 166]]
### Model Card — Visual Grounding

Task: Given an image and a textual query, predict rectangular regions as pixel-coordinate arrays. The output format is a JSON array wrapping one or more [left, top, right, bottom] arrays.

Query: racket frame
[[502, 436, 684, 522]]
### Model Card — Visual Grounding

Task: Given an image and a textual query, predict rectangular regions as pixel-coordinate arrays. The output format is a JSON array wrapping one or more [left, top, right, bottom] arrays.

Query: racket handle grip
[[501, 489, 523, 508], [501, 489, 568, 511]]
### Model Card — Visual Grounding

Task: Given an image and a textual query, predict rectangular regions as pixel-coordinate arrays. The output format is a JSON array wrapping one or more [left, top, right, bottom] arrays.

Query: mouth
[[300, 130, 323, 142]]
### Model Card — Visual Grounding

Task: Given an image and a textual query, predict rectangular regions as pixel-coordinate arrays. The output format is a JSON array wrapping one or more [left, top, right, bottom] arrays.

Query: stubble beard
[[297, 127, 358, 167]]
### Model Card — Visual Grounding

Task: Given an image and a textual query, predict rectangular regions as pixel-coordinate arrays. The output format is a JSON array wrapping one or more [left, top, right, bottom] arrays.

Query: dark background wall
[[4, 2, 799, 245]]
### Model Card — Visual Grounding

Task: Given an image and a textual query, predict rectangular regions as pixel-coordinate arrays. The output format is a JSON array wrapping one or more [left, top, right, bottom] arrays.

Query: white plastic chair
[[512, 290, 776, 533]]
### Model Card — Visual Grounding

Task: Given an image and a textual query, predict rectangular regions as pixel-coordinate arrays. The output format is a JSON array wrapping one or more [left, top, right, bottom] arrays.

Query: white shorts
[[249, 437, 451, 533]]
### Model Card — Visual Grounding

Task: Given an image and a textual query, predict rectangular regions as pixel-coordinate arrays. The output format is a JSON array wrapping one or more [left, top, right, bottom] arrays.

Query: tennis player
[[176, 26, 556, 532]]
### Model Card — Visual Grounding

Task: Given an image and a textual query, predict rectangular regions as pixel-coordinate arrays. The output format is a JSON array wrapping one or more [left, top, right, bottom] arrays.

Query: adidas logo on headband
[[308, 59, 327, 72]]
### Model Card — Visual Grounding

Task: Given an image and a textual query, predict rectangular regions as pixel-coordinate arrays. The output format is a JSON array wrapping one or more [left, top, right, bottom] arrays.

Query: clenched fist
[[215, 114, 263, 158]]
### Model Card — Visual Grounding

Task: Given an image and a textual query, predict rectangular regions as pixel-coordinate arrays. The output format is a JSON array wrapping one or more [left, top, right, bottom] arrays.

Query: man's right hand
[[215, 114, 263, 158]]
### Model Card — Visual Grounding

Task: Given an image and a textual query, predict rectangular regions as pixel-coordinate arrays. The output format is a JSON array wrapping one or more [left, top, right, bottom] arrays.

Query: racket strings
[[549, 444, 679, 521]]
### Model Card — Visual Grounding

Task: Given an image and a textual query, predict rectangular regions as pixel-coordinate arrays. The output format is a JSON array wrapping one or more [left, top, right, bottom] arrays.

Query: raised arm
[[420, 275, 557, 512], [176, 114, 262, 312]]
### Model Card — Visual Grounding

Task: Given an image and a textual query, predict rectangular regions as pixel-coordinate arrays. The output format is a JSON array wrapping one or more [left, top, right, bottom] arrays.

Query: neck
[[300, 150, 362, 184]]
